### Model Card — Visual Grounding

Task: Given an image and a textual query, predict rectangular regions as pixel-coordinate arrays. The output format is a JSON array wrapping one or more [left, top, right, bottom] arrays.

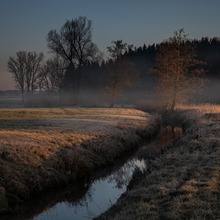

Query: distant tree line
[[7, 16, 220, 108], [8, 51, 44, 104]]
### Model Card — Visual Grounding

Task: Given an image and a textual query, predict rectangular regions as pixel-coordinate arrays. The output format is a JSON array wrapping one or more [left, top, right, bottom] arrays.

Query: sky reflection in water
[[34, 159, 146, 220]]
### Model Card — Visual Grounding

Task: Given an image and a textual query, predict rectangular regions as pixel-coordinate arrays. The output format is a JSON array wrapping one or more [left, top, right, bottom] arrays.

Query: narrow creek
[[2, 126, 182, 220]]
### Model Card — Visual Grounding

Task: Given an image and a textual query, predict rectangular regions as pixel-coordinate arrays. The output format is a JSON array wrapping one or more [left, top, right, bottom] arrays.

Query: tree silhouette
[[8, 51, 26, 104], [105, 40, 139, 107], [107, 40, 133, 60], [153, 29, 205, 111], [8, 51, 44, 104], [47, 16, 101, 97], [25, 52, 44, 94], [38, 54, 67, 105]]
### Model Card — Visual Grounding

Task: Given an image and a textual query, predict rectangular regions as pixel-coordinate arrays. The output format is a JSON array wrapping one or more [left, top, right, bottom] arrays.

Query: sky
[[1, 0, 220, 90]]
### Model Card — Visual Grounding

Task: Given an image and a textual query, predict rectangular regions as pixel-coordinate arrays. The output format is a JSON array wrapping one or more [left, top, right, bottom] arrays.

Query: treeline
[[7, 16, 220, 107], [77, 37, 220, 106], [119, 37, 220, 79]]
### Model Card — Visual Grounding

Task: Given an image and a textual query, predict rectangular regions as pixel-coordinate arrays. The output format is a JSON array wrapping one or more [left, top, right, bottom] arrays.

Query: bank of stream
[[1, 125, 182, 220]]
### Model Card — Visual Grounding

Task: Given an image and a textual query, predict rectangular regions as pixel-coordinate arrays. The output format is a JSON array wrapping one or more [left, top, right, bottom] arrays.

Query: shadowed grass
[[95, 105, 220, 220], [0, 107, 160, 214]]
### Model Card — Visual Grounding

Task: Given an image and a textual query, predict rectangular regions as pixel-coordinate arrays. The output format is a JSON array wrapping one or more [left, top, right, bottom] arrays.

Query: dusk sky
[[1, 0, 220, 90]]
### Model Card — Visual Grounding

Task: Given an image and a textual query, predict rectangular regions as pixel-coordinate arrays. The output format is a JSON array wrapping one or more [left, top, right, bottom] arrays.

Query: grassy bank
[[96, 105, 220, 220], [0, 107, 160, 214]]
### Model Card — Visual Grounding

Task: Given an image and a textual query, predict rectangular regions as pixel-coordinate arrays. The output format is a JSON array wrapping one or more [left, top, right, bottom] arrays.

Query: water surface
[[34, 159, 146, 220], [2, 126, 182, 220]]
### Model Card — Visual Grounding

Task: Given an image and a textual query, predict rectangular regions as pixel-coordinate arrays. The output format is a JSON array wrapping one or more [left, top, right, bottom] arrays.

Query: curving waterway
[[34, 159, 146, 220], [2, 126, 182, 220]]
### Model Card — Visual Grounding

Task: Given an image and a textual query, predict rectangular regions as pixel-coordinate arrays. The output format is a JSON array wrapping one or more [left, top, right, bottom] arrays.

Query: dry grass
[[0, 107, 160, 213], [96, 104, 220, 220], [177, 103, 220, 114]]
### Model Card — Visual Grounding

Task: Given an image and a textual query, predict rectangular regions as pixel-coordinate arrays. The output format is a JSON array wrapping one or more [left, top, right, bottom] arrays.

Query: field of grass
[[96, 104, 220, 220], [177, 103, 220, 114], [0, 107, 160, 214]]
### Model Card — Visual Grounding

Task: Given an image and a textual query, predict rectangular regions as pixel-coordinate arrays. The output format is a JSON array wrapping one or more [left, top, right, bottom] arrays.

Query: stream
[[35, 159, 146, 220], [2, 126, 182, 220]]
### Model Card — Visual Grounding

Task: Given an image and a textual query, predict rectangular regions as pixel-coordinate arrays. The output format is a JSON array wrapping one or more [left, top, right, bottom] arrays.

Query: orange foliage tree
[[153, 29, 206, 111]]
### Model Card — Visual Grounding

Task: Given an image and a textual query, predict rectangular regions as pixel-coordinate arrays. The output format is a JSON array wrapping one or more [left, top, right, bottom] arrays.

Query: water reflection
[[2, 126, 182, 220], [107, 159, 146, 189], [34, 158, 146, 220]]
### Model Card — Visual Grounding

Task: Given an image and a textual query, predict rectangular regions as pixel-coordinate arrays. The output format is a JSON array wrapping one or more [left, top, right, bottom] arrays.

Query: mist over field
[[1, 77, 220, 109], [196, 78, 220, 103], [2, 34, 220, 110], [1, 2, 220, 218]]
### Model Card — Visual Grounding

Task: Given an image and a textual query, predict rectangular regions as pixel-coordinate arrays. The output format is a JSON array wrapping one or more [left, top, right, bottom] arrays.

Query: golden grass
[[0, 107, 160, 213], [96, 106, 220, 220], [177, 103, 220, 114], [0, 107, 147, 120]]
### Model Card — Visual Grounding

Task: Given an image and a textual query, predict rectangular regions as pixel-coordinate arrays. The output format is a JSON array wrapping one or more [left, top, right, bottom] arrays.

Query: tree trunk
[[110, 93, 115, 108], [171, 94, 176, 111], [58, 90, 62, 107], [171, 77, 178, 111], [76, 63, 82, 104], [21, 89, 24, 105]]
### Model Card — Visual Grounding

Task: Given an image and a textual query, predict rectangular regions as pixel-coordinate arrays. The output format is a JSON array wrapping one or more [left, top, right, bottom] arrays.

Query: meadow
[[0, 107, 159, 213], [96, 104, 220, 219]]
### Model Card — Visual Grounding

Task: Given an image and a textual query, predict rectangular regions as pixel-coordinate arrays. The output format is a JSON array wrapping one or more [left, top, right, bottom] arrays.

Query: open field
[[96, 104, 220, 220], [0, 107, 160, 213], [177, 103, 220, 114], [0, 97, 23, 108]]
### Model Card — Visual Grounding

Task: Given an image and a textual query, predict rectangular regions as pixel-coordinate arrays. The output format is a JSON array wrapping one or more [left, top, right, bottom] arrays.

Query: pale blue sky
[[1, 0, 220, 90]]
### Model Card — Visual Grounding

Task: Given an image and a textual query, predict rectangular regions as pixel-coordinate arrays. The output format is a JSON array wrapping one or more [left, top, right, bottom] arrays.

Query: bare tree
[[106, 59, 139, 107], [105, 40, 139, 107], [38, 61, 52, 93], [8, 51, 44, 105], [107, 40, 133, 60], [25, 52, 44, 94], [8, 51, 26, 104], [47, 16, 101, 94], [153, 29, 205, 111], [38, 54, 67, 104]]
